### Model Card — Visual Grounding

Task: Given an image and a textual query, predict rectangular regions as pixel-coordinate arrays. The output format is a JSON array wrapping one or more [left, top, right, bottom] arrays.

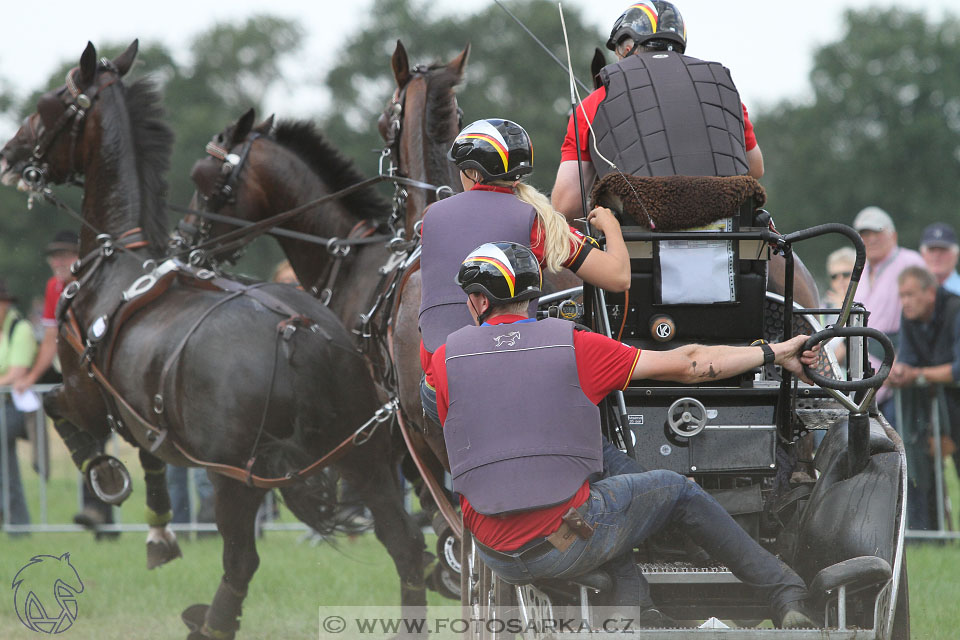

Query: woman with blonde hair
[[418, 118, 630, 421]]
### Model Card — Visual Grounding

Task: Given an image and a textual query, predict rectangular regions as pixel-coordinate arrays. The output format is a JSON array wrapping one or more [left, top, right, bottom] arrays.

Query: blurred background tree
[[2, 3, 959, 304], [754, 8, 960, 289]]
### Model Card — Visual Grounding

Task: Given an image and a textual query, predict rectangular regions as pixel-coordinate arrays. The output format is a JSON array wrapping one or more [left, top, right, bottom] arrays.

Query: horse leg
[[44, 386, 132, 504], [140, 448, 182, 569], [338, 450, 428, 630], [182, 472, 265, 640]]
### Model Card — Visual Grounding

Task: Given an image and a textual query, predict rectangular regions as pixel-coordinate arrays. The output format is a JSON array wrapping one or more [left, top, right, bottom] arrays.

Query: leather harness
[[57, 229, 395, 488]]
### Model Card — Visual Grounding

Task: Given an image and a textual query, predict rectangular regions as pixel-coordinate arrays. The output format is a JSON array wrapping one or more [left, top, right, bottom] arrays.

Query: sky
[[2, 0, 959, 141]]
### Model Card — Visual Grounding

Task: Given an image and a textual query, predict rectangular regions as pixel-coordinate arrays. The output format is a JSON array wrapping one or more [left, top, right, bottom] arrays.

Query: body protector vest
[[419, 190, 536, 352], [443, 318, 602, 515], [589, 51, 749, 179]]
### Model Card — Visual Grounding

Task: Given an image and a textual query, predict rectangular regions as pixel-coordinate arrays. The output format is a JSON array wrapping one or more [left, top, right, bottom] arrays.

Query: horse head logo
[[12, 553, 84, 634], [493, 331, 521, 347]]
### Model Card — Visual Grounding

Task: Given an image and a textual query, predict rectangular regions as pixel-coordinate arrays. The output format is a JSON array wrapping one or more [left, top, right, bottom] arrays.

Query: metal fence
[[893, 384, 960, 541]]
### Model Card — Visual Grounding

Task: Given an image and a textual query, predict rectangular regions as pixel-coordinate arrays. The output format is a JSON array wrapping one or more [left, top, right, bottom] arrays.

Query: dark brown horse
[[0, 41, 426, 639]]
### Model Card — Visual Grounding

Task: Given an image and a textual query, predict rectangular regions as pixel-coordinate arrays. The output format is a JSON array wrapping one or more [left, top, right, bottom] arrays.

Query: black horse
[[0, 41, 426, 639]]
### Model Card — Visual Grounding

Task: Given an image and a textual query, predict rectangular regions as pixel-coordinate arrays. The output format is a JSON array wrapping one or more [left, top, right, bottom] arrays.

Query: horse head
[[185, 107, 276, 260], [378, 40, 469, 238], [0, 40, 139, 192]]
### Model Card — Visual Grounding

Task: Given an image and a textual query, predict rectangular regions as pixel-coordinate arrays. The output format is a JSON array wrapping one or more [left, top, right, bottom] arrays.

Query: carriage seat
[[536, 568, 612, 595], [592, 174, 770, 348]]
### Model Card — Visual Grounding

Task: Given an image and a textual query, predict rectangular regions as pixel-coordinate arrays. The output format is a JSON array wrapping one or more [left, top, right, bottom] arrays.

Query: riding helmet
[[447, 119, 533, 182], [607, 1, 687, 54], [456, 241, 542, 304]]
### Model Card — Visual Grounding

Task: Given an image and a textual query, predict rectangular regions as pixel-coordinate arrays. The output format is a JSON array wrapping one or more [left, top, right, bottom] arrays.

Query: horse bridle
[[22, 61, 120, 193], [379, 65, 460, 232], [179, 131, 264, 263]]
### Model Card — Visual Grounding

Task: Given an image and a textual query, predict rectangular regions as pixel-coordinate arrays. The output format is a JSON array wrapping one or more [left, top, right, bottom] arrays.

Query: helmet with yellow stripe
[[447, 119, 533, 182], [606, 1, 687, 55], [456, 241, 542, 305]]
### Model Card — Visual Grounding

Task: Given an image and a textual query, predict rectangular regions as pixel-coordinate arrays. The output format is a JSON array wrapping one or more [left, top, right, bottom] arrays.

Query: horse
[[0, 41, 426, 639]]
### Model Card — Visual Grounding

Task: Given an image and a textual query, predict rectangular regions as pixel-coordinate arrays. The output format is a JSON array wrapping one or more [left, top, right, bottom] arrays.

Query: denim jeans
[[477, 461, 807, 613], [166, 464, 215, 524], [1, 401, 31, 526]]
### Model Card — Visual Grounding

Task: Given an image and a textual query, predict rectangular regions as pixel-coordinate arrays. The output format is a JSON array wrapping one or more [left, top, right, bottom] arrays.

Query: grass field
[[2, 432, 959, 638]]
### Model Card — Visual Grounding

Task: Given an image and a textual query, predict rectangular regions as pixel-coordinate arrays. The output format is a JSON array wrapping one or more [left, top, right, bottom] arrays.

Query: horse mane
[[424, 62, 462, 144], [272, 120, 389, 221], [122, 78, 174, 255]]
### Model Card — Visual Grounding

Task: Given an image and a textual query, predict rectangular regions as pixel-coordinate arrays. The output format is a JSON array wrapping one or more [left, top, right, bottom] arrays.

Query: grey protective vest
[[589, 51, 749, 178], [419, 190, 536, 351], [443, 318, 602, 515]]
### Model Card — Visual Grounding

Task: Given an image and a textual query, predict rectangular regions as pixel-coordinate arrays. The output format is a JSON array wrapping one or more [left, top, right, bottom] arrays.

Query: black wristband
[[759, 343, 775, 366]]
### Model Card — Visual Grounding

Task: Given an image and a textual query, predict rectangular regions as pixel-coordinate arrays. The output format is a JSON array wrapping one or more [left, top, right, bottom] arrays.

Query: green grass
[[3, 436, 959, 638]]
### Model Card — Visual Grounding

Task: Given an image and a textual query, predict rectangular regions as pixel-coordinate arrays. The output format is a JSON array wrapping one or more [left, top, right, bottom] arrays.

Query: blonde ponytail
[[489, 180, 580, 273]]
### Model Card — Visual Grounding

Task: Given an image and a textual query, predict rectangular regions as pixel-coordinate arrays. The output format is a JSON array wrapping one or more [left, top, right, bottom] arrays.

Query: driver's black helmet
[[447, 119, 533, 182], [607, 1, 687, 54], [456, 241, 542, 304]]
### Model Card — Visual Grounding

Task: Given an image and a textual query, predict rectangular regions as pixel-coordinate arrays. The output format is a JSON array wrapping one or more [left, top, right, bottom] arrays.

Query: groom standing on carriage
[[550, 1, 763, 219]]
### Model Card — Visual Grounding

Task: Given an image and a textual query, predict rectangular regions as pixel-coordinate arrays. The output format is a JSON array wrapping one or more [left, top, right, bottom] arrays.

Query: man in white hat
[[852, 206, 924, 417]]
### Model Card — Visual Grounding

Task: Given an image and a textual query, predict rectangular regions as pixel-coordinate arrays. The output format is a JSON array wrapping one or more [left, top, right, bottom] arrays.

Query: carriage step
[[639, 561, 740, 584]]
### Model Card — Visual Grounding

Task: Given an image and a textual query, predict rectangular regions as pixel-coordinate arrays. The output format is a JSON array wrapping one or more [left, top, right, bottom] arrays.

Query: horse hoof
[[85, 454, 132, 505], [182, 604, 208, 633], [147, 537, 183, 569]]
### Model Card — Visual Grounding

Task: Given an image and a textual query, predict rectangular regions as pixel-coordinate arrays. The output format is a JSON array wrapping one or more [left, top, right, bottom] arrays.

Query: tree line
[[1, 1, 958, 306]]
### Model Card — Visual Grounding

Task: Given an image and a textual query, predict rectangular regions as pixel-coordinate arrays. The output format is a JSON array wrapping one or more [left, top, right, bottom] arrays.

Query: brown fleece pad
[[590, 174, 766, 230]]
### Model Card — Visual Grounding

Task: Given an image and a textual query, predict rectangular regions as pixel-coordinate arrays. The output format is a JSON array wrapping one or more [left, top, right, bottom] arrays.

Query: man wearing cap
[[887, 265, 960, 529], [920, 222, 960, 296], [0, 279, 38, 528], [551, 1, 763, 219], [852, 206, 924, 417]]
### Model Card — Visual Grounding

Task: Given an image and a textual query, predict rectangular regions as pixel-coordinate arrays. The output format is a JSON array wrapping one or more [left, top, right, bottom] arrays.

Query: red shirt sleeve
[[742, 103, 757, 151], [573, 329, 640, 404], [560, 87, 606, 163], [41, 276, 63, 326], [529, 220, 594, 271], [433, 343, 450, 425]]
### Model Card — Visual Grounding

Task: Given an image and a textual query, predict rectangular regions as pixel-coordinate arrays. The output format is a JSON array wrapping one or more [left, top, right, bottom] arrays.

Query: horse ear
[[253, 114, 275, 135], [113, 40, 139, 77], [591, 48, 607, 90], [448, 43, 470, 80], [79, 42, 98, 86], [391, 40, 410, 88], [234, 108, 256, 142]]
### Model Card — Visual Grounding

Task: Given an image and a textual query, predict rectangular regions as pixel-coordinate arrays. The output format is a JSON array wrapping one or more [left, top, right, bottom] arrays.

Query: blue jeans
[[166, 465, 214, 524], [478, 462, 807, 613], [1, 402, 31, 526]]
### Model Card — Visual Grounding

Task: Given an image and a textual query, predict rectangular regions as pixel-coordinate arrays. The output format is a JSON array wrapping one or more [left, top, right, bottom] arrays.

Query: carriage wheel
[[890, 558, 910, 640]]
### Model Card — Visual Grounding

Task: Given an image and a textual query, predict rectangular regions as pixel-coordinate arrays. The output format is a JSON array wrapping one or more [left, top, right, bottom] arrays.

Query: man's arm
[[14, 325, 56, 393], [552, 161, 596, 222], [630, 336, 815, 385], [746, 146, 764, 179]]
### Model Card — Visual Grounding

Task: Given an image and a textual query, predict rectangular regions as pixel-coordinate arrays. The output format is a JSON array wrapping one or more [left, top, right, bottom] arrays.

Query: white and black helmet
[[447, 119, 533, 182]]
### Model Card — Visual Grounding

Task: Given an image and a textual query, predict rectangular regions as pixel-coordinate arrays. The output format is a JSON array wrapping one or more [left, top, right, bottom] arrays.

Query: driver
[[552, 1, 763, 219], [432, 241, 818, 628], [418, 118, 630, 425]]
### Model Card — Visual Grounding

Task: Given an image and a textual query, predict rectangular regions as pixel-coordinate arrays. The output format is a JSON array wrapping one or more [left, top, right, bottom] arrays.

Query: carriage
[[459, 176, 910, 637]]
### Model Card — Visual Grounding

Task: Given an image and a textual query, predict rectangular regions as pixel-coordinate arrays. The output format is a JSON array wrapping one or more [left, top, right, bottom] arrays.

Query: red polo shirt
[[433, 315, 640, 550]]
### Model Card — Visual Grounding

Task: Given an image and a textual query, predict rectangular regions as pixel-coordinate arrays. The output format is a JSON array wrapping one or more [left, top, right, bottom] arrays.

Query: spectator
[[165, 464, 215, 531], [851, 207, 924, 419], [0, 278, 38, 529], [271, 260, 299, 286], [14, 230, 116, 538], [887, 266, 960, 530], [824, 247, 856, 309], [919, 222, 960, 296]]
